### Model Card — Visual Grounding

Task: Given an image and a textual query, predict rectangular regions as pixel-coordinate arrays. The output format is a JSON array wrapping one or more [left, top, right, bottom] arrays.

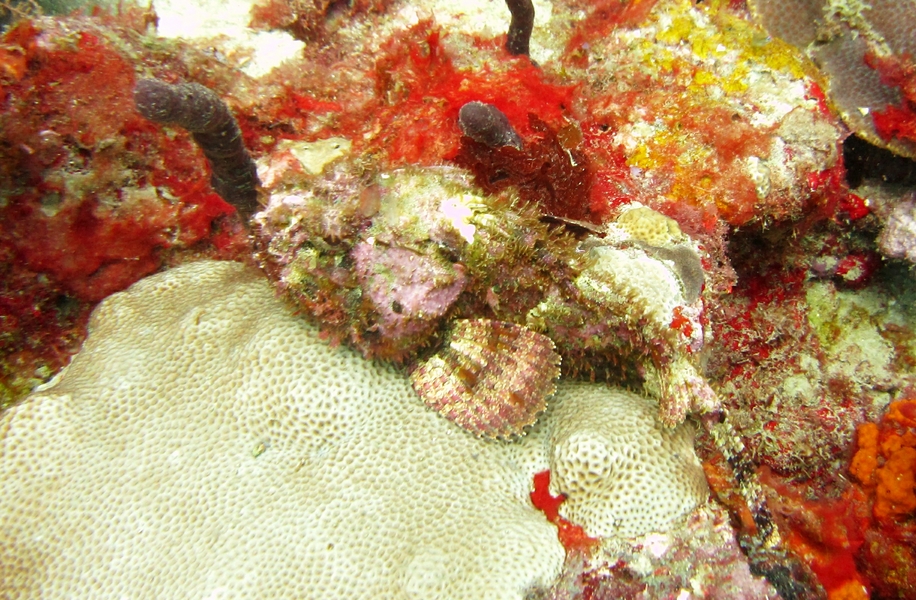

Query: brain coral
[[546, 383, 708, 538], [0, 261, 563, 599], [0, 261, 709, 597]]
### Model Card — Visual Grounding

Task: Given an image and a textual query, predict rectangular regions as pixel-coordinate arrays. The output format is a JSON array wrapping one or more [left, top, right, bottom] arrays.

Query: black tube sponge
[[505, 0, 534, 57], [134, 78, 260, 219]]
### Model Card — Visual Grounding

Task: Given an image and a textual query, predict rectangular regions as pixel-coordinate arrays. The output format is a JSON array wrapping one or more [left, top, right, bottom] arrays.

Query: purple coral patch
[[352, 242, 466, 338]]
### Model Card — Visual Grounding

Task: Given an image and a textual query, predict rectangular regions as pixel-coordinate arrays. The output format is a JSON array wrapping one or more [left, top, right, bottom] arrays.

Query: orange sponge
[[849, 422, 879, 487], [850, 400, 916, 522]]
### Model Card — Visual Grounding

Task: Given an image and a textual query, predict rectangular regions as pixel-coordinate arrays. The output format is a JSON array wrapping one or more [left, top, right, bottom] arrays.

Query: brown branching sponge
[[458, 101, 523, 149], [504, 0, 534, 57], [134, 78, 260, 219]]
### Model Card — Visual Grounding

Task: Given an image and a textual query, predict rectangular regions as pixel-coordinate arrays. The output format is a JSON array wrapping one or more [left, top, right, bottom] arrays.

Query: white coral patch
[[283, 138, 352, 176], [440, 194, 478, 244], [0, 261, 563, 599], [546, 383, 709, 538], [579, 245, 686, 333]]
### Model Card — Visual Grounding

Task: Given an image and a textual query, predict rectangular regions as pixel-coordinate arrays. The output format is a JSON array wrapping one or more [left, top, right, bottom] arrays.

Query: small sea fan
[[410, 319, 561, 439]]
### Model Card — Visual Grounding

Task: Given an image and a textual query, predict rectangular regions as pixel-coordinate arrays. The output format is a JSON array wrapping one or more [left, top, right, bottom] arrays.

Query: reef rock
[[0, 261, 709, 598], [878, 196, 916, 265]]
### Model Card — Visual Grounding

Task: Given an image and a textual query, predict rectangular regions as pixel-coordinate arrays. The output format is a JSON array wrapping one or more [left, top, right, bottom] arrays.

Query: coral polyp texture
[[545, 382, 708, 538], [0, 261, 715, 597]]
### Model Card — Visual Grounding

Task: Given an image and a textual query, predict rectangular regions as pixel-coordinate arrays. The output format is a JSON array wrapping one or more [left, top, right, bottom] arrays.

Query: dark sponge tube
[[458, 101, 523, 149], [505, 0, 534, 57], [134, 78, 261, 220]]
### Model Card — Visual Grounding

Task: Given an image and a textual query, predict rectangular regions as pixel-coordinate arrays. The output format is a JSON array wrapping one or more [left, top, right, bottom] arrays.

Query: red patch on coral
[[563, 0, 660, 63], [837, 193, 870, 222], [530, 470, 564, 521], [579, 122, 637, 222], [0, 244, 91, 409], [872, 104, 916, 143], [834, 252, 879, 289], [806, 81, 834, 119], [759, 469, 871, 597], [866, 51, 916, 145], [530, 469, 599, 553], [1, 19, 247, 291], [800, 162, 851, 229], [0, 24, 174, 302], [3, 193, 176, 302], [670, 306, 694, 338]]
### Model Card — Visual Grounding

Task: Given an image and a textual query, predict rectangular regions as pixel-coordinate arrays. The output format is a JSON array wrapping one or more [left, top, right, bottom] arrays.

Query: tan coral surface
[[546, 383, 709, 538], [0, 260, 709, 598], [614, 206, 686, 248], [0, 260, 563, 599]]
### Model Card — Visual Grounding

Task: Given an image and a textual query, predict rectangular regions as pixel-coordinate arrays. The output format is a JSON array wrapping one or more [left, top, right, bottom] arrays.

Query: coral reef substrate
[[1, 0, 916, 596]]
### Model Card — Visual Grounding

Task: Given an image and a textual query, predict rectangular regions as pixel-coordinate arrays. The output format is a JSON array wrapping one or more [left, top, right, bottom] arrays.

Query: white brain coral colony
[[547, 382, 709, 538], [0, 261, 708, 598]]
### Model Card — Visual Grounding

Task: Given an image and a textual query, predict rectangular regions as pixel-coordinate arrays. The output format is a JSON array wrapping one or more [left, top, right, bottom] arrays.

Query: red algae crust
[[0, 14, 251, 407]]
